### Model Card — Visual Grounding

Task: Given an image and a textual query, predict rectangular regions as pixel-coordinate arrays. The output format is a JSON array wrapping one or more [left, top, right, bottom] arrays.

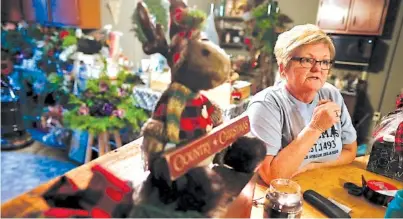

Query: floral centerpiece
[[63, 70, 148, 136]]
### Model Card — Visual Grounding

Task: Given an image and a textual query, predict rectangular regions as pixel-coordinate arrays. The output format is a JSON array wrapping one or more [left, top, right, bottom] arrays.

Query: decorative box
[[231, 80, 251, 104]]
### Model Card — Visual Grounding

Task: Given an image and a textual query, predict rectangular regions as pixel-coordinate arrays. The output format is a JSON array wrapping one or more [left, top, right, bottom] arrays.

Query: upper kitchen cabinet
[[1, 0, 24, 22], [1, 0, 101, 29], [77, 0, 101, 29], [32, 0, 51, 24], [49, 0, 80, 26], [316, 0, 351, 31], [21, 0, 36, 22], [348, 0, 389, 34], [316, 0, 389, 35], [48, 0, 101, 28]]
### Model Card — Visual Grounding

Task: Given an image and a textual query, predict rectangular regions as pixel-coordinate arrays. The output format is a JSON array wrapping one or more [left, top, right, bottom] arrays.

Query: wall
[[100, 0, 146, 63], [189, 0, 320, 24], [368, 3, 403, 115], [277, 0, 320, 25], [101, 0, 402, 117]]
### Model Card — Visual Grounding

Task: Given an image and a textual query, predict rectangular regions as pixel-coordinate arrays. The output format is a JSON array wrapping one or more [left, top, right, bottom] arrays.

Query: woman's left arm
[[292, 141, 357, 177], [301, 141, 357, 171]]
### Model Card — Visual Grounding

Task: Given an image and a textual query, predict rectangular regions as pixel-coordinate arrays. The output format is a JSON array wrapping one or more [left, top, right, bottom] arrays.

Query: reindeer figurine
[[130, 0, 266, 217]]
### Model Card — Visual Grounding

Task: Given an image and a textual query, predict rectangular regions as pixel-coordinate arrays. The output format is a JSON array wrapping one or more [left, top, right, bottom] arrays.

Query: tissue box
[[231, 80, 251, 104]]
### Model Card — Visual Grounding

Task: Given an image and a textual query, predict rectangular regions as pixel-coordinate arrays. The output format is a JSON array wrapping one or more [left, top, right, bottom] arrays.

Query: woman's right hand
[[309, 100, 341, 132]]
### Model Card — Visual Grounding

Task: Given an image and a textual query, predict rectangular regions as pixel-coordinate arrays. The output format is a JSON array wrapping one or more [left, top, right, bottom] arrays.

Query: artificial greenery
[[132, 0, 169, 43], [250, 1, 279, 54], [179, 9, 207, 30], [243, 0, 293, 90], [63, 71, 148, 135]]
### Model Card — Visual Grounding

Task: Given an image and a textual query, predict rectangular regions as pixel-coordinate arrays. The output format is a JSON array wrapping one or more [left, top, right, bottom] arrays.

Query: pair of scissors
[[343, 175, 365, 196]]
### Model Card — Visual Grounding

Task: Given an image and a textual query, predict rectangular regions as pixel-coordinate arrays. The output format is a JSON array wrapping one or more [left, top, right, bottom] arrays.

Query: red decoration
[[187, 31, 193, 39], [173, 52, 181, 64], [244, 38, 251, 46], [178, 31, 186, 38], [59, 30, 70, 39], [1, 60, 13, 76], [174, 8, 183, 22]]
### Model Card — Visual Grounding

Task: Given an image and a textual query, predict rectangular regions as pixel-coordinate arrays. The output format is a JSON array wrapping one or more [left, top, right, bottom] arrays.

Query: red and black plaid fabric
[[396, 94, 403, 109], [395, 122, 403, 153], [153, 93, 215, 146], [42, 164, 133, 218]]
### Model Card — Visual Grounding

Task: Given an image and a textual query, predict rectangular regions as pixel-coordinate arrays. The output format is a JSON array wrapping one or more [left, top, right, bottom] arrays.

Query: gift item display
[[63, 67, 148, 162], [367, 94, 403, 181], [3, 0, 403, 218], [130, 0, 267, 216]]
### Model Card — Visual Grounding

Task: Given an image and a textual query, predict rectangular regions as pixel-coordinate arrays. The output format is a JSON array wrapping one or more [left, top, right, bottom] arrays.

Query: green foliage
[[250, 1, 279, 54], [63, 69, 148, 135], [132, 7, 148, 43], [132, 0, 169, 43], [181, 9, 207, 30], [47, 73, 64, 92], [62, 35, 78, 48], [64, 109, 129, 134], [144, 0, 169, 30]]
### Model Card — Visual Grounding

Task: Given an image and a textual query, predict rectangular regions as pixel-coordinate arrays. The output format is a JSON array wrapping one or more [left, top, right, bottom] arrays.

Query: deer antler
[[135, 2, 169, 58]]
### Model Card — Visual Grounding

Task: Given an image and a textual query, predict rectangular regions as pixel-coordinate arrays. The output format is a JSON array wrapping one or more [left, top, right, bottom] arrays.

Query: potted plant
[[63, 70, 148, 163]]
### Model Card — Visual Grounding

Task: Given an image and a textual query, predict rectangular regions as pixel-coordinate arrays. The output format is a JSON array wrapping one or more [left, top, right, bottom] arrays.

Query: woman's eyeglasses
[[290, 57, 334, 70]]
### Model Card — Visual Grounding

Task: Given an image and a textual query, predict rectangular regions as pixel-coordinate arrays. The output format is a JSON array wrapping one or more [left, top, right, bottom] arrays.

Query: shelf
[[220, 43, 245, 49], [215, 16, 244, 22]]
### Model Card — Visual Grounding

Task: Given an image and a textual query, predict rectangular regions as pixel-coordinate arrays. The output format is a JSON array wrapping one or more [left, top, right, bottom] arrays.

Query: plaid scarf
[[42, 165, 133, 218], [153, 82, 215, 147]]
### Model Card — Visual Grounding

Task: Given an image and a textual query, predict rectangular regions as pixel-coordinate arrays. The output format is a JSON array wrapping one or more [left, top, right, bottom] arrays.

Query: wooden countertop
[[1, 138, 145, 218], [2, 138, 402, 218], [251, 156, 403, 218]]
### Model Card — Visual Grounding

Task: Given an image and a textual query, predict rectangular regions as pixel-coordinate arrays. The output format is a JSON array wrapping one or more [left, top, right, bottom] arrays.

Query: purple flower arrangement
[[63, 75, 148, 135]]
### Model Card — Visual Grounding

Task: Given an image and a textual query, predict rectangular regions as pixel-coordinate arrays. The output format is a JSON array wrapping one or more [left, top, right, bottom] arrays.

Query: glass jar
[[264, 179, 303, 218]]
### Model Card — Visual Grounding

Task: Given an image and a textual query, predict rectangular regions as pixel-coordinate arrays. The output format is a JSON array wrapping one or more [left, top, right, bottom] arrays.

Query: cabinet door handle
[[353, 16, 356, 25], [341, 16, 345, 24]]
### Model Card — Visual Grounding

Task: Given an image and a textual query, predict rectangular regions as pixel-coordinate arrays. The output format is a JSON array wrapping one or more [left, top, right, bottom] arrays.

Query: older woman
[[247, 24, 357, 184]]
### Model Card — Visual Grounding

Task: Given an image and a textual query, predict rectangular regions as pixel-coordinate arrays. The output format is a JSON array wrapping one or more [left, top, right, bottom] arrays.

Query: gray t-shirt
[[247, 81, 357, 167]]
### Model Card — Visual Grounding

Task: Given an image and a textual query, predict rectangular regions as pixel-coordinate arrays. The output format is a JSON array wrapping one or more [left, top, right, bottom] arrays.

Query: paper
[[107, 0, 122, 25], [328, 197, 352, 214]]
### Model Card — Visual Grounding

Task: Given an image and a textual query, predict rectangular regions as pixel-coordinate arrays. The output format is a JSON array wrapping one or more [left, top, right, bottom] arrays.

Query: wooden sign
[[163, 115, 250, 180]]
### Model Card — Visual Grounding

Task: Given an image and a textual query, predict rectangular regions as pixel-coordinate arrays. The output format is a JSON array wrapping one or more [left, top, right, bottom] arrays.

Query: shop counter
[[2, 136, 402, 218]]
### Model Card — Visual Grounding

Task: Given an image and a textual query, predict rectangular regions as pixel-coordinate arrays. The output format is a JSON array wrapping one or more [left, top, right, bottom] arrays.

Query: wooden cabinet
[[77, 0, 101, 29], [316, 0, 389, 35], [1, 0, 23, 22], [21, 0, 36, 22], [317, 0, 351, 31], [32, 0, 51, 24], [1, 0, 100, 29], [348, 0, 388, 34], [49, 0, 80, 26]]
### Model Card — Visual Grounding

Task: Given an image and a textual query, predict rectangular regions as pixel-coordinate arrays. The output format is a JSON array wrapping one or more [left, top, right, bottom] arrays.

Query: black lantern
[[1, 51, 33, 150]]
